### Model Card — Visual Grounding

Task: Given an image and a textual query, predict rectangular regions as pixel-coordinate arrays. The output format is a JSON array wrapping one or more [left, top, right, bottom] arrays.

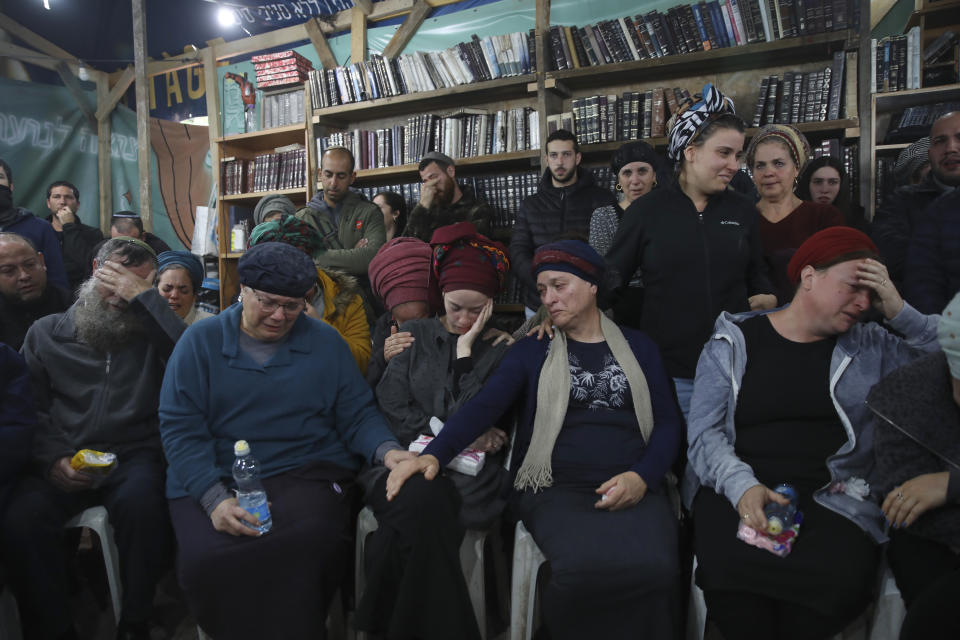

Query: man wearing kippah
[[110, 211, 171, 256], [874, 112, 960, 290], [3, 237, 185, 640], [158, 241, 409, 638], [403, 151, 495, 242]]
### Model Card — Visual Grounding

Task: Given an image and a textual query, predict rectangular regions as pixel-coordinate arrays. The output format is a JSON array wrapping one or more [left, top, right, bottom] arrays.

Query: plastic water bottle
[[232, 440, 272, 534], [763, 484, 798, 536]]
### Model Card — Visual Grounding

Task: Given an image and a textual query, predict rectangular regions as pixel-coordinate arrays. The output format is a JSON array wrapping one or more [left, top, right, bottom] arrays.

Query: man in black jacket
[[873, 112, 960, 290], [510, 130, 616, 312], [44, 180, 104, 291]]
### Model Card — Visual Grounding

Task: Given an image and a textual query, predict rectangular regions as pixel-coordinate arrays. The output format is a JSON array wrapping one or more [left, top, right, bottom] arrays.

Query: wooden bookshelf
[[546, 31, 857, 90], [352, 149, 540, 184], [220, 187, 307, 203], [312, 74, 537, 126], [216, 123, 307, 151]]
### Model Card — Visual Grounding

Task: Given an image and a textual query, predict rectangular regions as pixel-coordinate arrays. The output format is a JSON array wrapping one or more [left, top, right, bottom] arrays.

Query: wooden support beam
[[202, 47, 221, 174], [382, 0, 431, 59], [95, 65, 135, 121], [535, 0, 550, 154], [132, 0, 152, 233], [304, 17, 337, 69], [0, 12, 83, 65], [213, 23, 308, 61], [354, 0, 374, 16], [0, 40, 72, 73], [95, 73, 113, 233], [871, 0, 900, 30], [146, 49, 202, 77], [54, 61, 97, 129], [351, 7, 367, 63]]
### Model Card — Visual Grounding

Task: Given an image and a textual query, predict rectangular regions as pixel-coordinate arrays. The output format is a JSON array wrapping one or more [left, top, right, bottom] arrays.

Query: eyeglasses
[[250, 289, 305, 315]]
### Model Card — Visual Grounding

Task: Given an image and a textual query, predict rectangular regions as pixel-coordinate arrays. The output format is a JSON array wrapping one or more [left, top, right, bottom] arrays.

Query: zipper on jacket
[[105, 352, 111, 375]]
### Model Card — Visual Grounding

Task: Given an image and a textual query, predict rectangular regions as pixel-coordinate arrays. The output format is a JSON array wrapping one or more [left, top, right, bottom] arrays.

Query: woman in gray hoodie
[[685, 227, 940, 640]]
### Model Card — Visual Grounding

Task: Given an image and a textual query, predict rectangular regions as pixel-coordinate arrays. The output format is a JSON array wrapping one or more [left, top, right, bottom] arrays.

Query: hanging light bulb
[[217, 7, 237, 28], [43, 0, 51, 9], [78, 61, 89, 81]]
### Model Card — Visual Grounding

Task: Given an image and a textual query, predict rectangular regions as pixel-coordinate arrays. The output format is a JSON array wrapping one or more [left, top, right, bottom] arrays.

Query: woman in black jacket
[[606, 83, 776, 418]]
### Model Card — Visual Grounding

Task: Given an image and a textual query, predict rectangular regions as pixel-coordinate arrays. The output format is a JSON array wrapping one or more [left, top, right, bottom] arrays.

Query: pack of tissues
[[408, 435, 485, 476]]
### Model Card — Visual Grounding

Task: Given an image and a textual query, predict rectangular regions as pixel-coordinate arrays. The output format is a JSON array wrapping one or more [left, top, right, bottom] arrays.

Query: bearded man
[[403, 151, 495, 242], [2, 237, 185, 640]]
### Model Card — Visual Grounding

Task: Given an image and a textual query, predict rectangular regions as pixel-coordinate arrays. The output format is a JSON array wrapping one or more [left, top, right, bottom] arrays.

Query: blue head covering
[[157, 250, 204, 292], [532, 240, 606, 286], [237, 241, 316, 298]]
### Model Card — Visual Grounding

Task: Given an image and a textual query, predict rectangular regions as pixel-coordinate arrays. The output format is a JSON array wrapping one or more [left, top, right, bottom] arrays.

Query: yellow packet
[[70, 449, 118, 475]]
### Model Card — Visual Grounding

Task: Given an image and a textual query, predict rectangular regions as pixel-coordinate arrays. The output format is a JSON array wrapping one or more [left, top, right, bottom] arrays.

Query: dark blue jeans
[[1, 448, 172, 639]]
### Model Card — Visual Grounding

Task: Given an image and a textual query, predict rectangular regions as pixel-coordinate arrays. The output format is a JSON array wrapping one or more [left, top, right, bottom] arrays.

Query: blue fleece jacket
[[159, 303, 395, 501], [1, 208, 68, 290], [422, 328, 681, 491], [684, 303, 941, 543]]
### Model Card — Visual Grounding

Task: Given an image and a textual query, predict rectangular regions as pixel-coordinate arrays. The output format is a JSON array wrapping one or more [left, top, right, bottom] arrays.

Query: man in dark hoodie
[[0, 159, 69, 290], [44, 180, 104, 291], [510, 129, 617, 312]]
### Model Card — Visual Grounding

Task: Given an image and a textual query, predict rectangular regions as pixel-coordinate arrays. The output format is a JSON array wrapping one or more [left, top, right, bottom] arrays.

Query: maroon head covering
[[430, 222, 510, 297], [368, 237, 440, 312], [786, 226, 879, 284]]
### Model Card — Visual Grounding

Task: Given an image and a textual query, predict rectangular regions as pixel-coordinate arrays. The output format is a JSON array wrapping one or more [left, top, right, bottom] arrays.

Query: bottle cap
[[234, 440, 250, 456]]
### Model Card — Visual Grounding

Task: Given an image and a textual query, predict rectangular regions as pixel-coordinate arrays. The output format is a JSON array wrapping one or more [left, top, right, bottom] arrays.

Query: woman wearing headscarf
[[355, 222, 512, 640], [156, 250, 213, 325], [868, 291, 960, 640], [686, 227, 941, 639], [386, 240, 683, 640], [366, 236, 440, 386], [252, 193, 297, 227], [606, 83, 776, 418], [248, 215, 370, 372], [746, 124, 845, 303]]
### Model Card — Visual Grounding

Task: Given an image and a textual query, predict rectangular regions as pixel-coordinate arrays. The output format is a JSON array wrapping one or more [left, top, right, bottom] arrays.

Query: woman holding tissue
[[684, 227, 941, 639], [385, 240, 683, 640], [355, 221, 512, 640]]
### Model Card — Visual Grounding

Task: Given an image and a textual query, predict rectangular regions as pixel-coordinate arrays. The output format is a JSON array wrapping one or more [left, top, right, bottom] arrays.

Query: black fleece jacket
[[510, 168, 617, 309]]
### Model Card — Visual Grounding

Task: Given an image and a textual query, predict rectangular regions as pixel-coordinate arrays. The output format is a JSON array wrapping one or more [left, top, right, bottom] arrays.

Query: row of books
[[547, 0, 859, 71], [316, 108, 540, 170], [752, 51, 846, 126], [567, 87, 694, 144], [884, 100, 960, 144], [220, 146, 307, 196], [308, 31, 535, 110], [871, 27, 922, 94], [261, 87, 306, 129]]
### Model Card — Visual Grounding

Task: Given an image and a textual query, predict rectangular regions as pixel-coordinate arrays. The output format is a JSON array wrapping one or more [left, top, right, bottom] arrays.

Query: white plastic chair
[[508, 520, 546, 640], [354, 505, 490, 640], [65, 505, 122, 624]]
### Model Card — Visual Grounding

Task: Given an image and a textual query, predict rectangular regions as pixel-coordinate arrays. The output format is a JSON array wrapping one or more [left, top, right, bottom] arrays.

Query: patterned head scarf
[[938, 292, 960, 379], [667, 83, 736, 161], [157, 250, 204, 292], [894, 137, 931, 186], [745, 124, 811, 171], [430, 222, 510, 297], [248, 215, 325, 257]]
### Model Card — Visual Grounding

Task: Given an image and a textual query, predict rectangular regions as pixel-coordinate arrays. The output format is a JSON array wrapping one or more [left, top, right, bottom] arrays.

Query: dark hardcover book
[[791, 72, 803, 123], [690, 3, 712, 50], [570, 27, 591, 67], [753, 76, 770, 126], [651, 87, 667, 137], [802, 72, 816, 121], [766, 0, 782, 39], [819, 67, 832, 121], [578, 27, 602, 66], [631, 91, 642, 138], [596, 21, 624, 63], [558, 25, 576, 68], [598, 95, 609, 142], [735, 0, 759, 44], [610, 19, 638, 60], [665, 8, 690, 54], [827, 50, 845, 120], [777, 0, 798, 38], [603, 20, 631, 62], [590, 24, 615, 64], [896, 35, 908, 91], [832, 0, 848, 30], [778, 71, 794, 123], [391, 59, 408, 96], [822, 0, 834, 32], [698, 2, 721, 48], [764, 77, 779, 125], [643, 89, 654, 138], [746, 0, 766, 43], [679, 5, 704, 52], [794, 0, 808, 35], [634, 17, 658, 57], [623, 16, 650, 58], [466, 40, 490, 81], [707, 1, 731, 48], [638, 14, 664, 56], [528, 29, 537, 72], [651, 11, 678, 56], [549, 26, 568, 70]]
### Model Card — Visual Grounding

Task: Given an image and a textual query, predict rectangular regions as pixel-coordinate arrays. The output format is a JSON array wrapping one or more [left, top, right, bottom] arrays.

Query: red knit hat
[[786, 226, 879, 284], [430, 222, 510, 297]]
